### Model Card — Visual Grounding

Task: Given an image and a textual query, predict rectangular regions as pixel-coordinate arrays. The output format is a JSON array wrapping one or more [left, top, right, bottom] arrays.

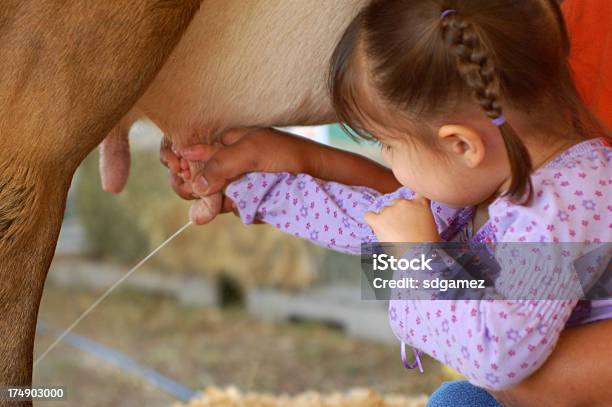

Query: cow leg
[[0, 1, 202, 403]]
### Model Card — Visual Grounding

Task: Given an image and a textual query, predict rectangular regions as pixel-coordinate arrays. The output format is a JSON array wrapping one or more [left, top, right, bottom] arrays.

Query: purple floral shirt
[[226, 138, 612, 390]]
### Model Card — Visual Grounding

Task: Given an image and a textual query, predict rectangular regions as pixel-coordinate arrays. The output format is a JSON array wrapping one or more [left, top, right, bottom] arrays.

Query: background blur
[[33, 121, 448, 406]]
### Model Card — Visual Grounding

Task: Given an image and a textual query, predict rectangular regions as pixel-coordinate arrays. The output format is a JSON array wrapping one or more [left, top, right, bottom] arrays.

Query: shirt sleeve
[[225, 172, 413, 254]]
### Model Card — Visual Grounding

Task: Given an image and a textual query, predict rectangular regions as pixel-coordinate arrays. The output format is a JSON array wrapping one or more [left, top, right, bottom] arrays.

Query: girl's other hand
[[364, 195, 440, 242]]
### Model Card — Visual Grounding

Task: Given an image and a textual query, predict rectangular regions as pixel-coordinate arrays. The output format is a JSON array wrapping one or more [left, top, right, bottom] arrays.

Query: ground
[[33, 281, 446, 406]]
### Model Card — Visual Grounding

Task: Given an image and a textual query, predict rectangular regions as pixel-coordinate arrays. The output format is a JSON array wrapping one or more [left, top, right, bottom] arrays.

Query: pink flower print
[[521, 362, 529, 369], [461, 346, 470, 360], [442, 320, 450, 333], [506, 329, 521, 342], [389, 307, 397, 321], [574, 190, 583, 196], [315, 212, 320, 220], [422, 335, 428, 343], [323, 225, 329, 232], [582, 199, 596, 211], [595, 190, 603, 197], [560, 181, 569, 187], [238, 200, 247, 210], [486, 373, 500, 386], [247, 182, 254, 189], [557, 210, 569, 222], [477, 344, 484, 353], [508, 349, 516, 357], [342, 217, 351, 228]]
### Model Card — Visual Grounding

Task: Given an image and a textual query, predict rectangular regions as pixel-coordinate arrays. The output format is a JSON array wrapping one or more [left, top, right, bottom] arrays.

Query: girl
[[170, 0, 611, 402]]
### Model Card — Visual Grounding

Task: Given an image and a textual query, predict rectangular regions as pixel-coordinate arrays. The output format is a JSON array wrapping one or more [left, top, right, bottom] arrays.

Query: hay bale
[[173, 387, 427, 407], [75, 151, 325, 290]]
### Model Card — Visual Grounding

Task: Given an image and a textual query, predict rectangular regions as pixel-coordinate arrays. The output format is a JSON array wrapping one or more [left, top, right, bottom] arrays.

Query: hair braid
[[441, 13, 533, 203]]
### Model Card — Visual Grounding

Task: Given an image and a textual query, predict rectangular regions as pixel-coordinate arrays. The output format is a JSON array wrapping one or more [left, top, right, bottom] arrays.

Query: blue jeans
[[427, 381, 502, 407]]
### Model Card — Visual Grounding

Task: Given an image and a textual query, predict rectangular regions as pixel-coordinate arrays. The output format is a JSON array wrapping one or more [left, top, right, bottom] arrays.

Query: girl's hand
[[178, 127, 312, 197], [160, 127, 309, 224], [364, 195, 440, 242]]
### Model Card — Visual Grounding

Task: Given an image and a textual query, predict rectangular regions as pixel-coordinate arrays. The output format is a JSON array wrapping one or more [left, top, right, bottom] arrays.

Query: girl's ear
[[437, 124, 486, 169]]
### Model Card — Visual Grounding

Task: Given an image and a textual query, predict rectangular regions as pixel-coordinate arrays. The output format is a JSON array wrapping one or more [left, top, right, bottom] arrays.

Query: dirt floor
[[33, 281, 446, 407]]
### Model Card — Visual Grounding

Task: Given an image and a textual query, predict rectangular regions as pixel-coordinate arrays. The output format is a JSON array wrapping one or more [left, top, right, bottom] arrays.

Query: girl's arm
[[226, 171, 406, 254], [167, 127, 401, 198]]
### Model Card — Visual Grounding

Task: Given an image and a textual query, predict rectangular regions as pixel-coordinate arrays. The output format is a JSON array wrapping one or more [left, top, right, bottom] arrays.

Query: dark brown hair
[[329, 0, 608, 203]]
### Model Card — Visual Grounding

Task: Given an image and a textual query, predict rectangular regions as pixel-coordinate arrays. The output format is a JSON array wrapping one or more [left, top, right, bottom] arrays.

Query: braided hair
[[440, 10, 533, 201]]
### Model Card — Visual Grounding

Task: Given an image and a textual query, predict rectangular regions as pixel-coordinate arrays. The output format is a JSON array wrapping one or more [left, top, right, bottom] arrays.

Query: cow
[[0, 1, 610, 406]]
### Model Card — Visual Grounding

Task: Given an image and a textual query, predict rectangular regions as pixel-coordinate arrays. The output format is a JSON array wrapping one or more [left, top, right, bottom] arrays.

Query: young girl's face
[[346, 41, 511, 208], [378, 126, 509, 208]]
